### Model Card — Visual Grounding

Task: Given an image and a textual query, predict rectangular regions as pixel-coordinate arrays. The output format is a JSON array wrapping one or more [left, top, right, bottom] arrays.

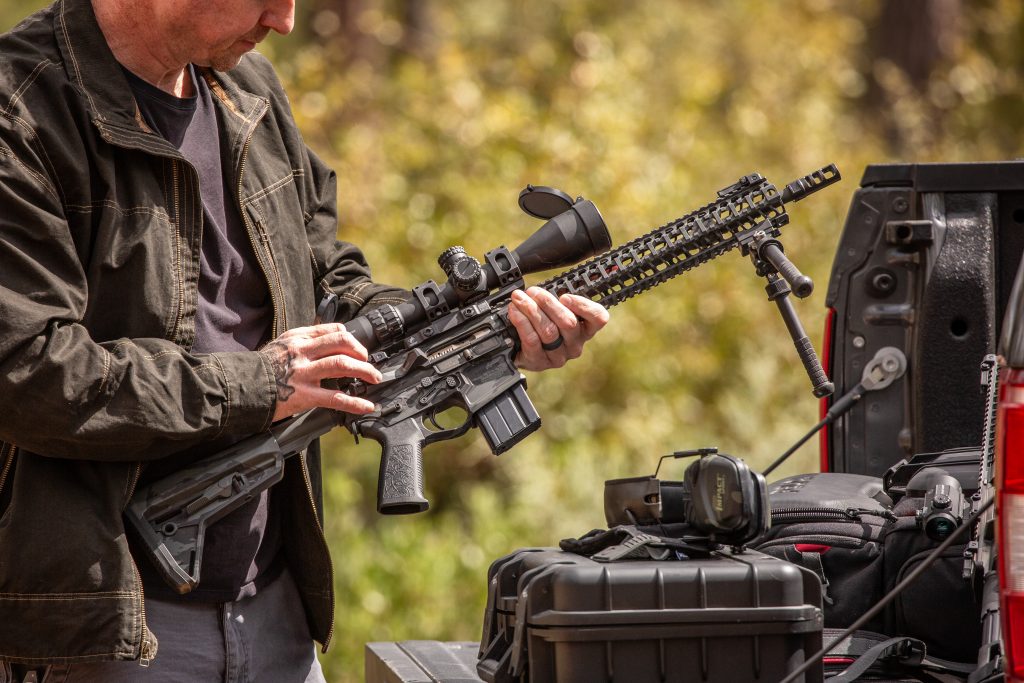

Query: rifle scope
[[327, 190, 612, 352]]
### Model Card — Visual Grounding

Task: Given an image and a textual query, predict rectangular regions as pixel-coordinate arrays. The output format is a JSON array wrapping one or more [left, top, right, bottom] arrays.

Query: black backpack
[[752, 465, 981, 665]]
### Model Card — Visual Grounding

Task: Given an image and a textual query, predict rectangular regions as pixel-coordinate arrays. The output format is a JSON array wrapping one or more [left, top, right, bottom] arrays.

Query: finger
[[559, 294, 609, 340], [508, 305, 547, 371], [303, 327, 370, 361], [308, 354, 382, 384], [510, 289, 561, 346], [306, 322, 351, 338], [510, 295, 574, 373], [525, 288, 596, 360], [508, 303, 541, 349], [526, 287, 580, 332], [307, 386, 377, 415], [277, 322, 349, 341]]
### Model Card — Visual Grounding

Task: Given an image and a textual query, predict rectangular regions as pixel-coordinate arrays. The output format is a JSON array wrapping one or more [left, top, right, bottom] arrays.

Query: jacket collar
[[52, 0, 139, 129]]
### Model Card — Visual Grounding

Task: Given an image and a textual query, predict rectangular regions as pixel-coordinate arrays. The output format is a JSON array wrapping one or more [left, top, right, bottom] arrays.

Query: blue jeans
[[15, 568, 327, 683]]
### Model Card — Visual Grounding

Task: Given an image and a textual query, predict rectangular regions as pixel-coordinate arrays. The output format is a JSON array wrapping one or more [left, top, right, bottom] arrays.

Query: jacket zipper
[[234, 100, 282, 338], [92, 125, 189, 344], [234, 99, 333, 646], [169, 159, 185, 342], [299, 451, 336, 651], [255, 217, 287, 329], [132, 559, 157, 666], [121, 462, 154, 665], [0, 443, 16, 501], [124, 462, 143, 507]]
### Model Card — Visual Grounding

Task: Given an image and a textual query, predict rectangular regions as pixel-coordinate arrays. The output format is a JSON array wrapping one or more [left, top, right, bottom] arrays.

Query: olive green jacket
[[0, 0, 404, 665]]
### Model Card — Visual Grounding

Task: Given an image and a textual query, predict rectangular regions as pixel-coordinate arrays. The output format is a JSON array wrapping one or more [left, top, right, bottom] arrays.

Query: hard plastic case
[[366, 641, 483, 683], [476, 547, 824, 683]]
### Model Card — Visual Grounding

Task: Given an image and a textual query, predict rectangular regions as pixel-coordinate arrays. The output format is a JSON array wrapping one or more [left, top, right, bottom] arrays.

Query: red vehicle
[[994, 251, 1024, 681]]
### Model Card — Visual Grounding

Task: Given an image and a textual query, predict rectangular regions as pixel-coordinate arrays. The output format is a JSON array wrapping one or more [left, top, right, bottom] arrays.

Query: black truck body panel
[[824, 161, 1024, 475]]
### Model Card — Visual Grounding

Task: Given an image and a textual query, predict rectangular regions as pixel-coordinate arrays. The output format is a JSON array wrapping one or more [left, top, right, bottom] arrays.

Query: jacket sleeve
[[0, 128, 278, 461], [301, 145, 410, 323]]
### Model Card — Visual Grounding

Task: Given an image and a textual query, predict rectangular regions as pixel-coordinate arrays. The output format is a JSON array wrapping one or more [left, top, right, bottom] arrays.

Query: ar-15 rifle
[[126, 164, 841, 593]]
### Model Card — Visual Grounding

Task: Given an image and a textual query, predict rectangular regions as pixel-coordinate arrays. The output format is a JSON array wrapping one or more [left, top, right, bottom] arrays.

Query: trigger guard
[[421, 409, 473, 446]]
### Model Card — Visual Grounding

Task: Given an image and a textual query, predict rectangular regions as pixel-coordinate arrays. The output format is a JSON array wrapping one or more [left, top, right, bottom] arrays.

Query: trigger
[[422, 407, 473, 444]]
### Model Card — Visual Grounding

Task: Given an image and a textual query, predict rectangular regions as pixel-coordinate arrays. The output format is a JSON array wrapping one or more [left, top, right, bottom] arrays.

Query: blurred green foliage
[[3, 1, 1023, 680]]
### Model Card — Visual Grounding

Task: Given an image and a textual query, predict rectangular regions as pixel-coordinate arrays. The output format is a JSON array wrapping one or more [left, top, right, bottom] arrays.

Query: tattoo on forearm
[[261, 342, 296, 402]]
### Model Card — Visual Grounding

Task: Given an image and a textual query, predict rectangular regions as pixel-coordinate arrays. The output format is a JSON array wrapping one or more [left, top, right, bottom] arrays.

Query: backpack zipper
[[771, 506, 896, 522]]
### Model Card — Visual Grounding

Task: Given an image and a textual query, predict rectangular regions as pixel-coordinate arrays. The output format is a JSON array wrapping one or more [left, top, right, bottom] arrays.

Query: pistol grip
[[375, 421, 429, 515]]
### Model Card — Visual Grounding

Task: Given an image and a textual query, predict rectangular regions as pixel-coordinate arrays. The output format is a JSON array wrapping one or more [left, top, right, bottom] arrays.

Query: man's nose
[[261, 0, 295, 35]]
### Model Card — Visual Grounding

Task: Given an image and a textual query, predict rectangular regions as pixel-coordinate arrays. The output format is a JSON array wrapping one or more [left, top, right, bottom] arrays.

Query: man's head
[[164, 0, 295, 71], [92, 0, 296, 91], [176, 0, 295, 71]]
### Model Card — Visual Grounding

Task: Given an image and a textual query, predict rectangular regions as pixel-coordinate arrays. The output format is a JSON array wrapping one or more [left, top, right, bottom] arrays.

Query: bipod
[[745, 228, 834, 399]]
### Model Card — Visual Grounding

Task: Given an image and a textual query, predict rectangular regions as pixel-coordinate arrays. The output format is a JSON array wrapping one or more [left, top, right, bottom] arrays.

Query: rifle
[[126, 164, 841, 593]]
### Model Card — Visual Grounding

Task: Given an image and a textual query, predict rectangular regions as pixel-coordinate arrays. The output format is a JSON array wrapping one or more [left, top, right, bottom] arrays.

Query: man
[[0, 0, 608, 680]]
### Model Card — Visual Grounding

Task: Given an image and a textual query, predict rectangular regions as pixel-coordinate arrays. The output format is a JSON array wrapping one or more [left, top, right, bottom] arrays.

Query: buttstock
[[124, 496, 206, 594]]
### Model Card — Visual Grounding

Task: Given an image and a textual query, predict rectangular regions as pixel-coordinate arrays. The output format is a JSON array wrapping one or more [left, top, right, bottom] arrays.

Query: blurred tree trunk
[[865, 0, 963, 154], [320, 0, 375, 63], [399, 1, 435, 60], [316, 0, 435, 63]]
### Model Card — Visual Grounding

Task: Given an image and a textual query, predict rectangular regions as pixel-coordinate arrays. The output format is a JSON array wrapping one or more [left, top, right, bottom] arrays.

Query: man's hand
[[508, 287, 609, 372], [260, 323, 382, 422]]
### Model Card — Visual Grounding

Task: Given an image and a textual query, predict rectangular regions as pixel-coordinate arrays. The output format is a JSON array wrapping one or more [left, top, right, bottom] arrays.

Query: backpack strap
[[824, 629, 976, 681], [827, 634, 924, 681]]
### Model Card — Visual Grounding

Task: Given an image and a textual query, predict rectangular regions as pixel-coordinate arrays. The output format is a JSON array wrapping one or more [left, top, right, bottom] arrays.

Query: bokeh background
[[3, 0, 1022, 679]]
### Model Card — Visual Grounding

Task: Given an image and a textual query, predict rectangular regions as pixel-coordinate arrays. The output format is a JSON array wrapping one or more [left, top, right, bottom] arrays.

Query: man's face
[[170, 0, 295, 71]]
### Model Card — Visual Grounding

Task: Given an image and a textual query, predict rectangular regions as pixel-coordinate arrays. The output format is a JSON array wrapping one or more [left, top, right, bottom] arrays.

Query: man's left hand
[[509, 286, 609, 371]]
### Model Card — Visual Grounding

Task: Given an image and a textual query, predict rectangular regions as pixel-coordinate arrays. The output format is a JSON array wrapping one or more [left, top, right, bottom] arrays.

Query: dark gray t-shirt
[[124, 66, 281, 601]]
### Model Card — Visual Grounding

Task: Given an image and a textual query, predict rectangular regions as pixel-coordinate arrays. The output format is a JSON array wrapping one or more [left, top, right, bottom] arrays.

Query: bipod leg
[[765, 274, 834, 398]]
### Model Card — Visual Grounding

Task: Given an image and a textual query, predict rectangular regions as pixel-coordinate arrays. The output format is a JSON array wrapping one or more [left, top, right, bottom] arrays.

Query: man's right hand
[[259, 323, 382, 422]]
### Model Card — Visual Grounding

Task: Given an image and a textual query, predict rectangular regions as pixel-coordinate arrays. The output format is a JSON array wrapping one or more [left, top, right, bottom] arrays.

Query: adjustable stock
[[125, 434, 287, 593], [125, 409, 339, 593]]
